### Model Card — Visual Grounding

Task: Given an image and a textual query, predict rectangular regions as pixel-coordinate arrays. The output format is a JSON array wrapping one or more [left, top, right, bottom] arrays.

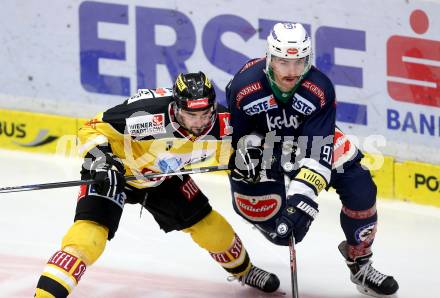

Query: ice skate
[[339, 241, 399, 297], [229, 264, 280, 293]]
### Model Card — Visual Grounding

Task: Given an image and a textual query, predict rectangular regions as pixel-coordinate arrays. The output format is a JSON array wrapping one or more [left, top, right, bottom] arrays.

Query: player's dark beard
[[175, 112, 206, 137]]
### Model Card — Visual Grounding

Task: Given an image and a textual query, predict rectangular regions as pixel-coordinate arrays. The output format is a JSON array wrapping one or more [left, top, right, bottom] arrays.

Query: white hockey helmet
[[266, 22, 312, 75]]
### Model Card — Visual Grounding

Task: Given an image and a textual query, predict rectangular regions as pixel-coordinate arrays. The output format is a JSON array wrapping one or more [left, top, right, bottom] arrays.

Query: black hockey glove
[[275, 194, 319, 243], [229, 146, 263, 183], [89, 152, 126, 197]]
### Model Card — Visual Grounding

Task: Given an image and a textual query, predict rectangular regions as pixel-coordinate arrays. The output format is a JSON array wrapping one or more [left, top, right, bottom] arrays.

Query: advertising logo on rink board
[[78, 1, 369, 124], [0, 111, 70, 151], [415, 173, 440, 193], [386, 9, 440, 138], [387, 10, 439, 108], [0, 121, 26, 139]]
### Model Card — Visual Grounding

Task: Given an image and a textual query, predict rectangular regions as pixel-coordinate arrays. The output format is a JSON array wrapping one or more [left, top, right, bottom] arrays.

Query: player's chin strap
[[0, 165, 229, 194]]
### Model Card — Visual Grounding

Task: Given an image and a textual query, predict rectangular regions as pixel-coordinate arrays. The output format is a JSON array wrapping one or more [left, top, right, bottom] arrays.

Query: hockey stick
[[0, 165, 229, 194], [289, 232, 299, 298], [284, 173, 300, 297]]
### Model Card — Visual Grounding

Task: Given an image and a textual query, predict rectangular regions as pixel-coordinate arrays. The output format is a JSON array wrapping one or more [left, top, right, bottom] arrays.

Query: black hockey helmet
[[173, 72, 216, 111]]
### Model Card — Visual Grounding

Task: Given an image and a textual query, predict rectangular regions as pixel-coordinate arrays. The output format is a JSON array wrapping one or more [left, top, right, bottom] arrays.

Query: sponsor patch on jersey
[[152, 87, 172, 97], [243, 95, 278, 116], [77, 184, 88, 201], [127, 89, 156, 103], [126, 113, 166, 136], [235, 81, 263, 108], [154, 150, 214, 173], [234, 192, 282, 222], [355, 222, 377, 243], [301, 80, 326, 107], [333, 127, 357, 169], [266, 109, 300, 130], [180, 177, 200, 201], [295, 167, 327, 194], [292, 93, 317, 115], [334, 129, 351, 158], [157, 156, 182, 173], [219, 112, 233, 137]]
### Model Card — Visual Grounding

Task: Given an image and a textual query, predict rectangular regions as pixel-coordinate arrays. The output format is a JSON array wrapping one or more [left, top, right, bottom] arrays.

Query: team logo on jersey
[[291, 93, 316, 115], [233, 192, 282, 222], [266, 109, 300, 130], [126, 113, 166, 136], [243, 95, 278, 116]]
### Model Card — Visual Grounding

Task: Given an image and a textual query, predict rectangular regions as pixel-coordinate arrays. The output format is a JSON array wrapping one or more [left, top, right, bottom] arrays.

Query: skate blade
[[356, 285, 398, 298]]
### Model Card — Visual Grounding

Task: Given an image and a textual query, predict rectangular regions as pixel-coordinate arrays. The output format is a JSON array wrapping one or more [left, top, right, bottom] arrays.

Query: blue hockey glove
[[229, 146, 263, 183], [275, 194, 319, 243], [89, 152, 126, 197]]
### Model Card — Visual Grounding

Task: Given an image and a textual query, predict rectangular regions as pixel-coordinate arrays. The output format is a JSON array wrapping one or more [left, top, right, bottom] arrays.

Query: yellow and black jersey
[[78, 88, 233, 189]]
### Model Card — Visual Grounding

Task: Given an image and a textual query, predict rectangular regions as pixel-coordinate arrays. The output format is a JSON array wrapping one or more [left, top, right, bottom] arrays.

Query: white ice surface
[[0, 149, 439, 298]]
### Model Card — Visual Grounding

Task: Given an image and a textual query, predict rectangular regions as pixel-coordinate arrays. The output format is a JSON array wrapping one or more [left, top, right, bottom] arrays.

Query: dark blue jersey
[[226, 58, 336, 201]]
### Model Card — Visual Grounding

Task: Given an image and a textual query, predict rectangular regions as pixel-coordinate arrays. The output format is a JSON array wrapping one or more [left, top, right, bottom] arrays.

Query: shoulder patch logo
[[128, 89, 153, 103], [239, 57, 265, 73], [235, 81, 263, 108], [301, 80, 326, 107]]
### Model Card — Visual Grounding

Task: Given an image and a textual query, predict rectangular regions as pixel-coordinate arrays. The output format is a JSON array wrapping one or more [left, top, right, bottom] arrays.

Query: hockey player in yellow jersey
[[34, 72, 280, 297]]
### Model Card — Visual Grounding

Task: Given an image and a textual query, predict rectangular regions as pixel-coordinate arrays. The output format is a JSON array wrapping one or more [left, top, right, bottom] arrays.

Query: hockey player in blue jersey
[[226, 22, 398, 297]]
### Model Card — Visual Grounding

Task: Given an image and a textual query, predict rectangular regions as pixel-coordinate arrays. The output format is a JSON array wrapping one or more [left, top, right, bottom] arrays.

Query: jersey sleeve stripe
[[286, 180, 317, 200]]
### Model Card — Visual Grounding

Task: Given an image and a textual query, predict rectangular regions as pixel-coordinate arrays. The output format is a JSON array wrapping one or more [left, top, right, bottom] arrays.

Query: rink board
[[395, 161, 440, 206], [0, 109, 80, 154]]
